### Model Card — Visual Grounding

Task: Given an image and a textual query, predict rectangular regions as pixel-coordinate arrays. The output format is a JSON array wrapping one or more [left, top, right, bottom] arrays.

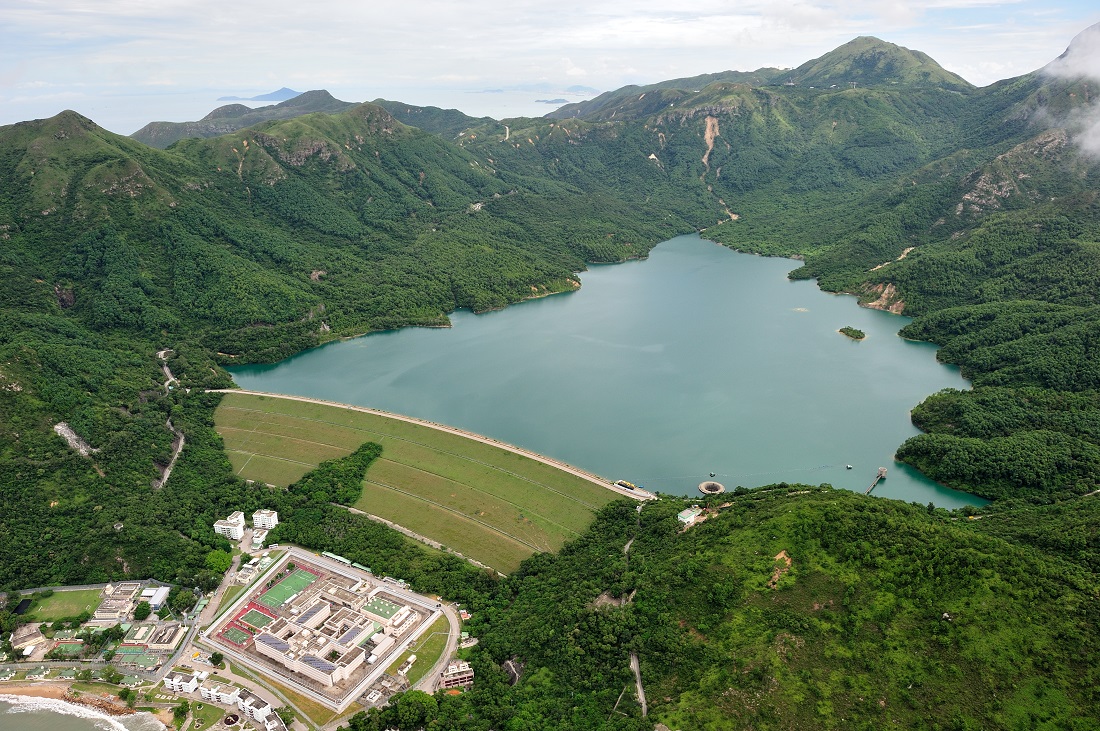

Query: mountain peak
[[789, 36, 973, 91]]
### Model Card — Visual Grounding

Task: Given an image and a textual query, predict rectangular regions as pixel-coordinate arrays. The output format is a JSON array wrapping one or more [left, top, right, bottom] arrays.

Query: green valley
[[1, 23, 1100, 729]]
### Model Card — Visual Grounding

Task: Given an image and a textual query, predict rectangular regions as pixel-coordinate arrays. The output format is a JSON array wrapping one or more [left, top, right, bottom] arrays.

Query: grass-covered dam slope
[[214, 391, 619, 572]]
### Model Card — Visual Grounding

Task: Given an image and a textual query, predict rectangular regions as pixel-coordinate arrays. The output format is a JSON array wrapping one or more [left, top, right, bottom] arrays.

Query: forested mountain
[[2, 25, 1100, 726], [344, 490, 1100, 729], [130, 90, 356, 148]]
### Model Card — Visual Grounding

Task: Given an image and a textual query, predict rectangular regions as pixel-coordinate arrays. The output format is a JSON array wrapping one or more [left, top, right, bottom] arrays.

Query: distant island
[[217, 87, 301, 102], [839, 326, 866, 340], [535, 98, 569, 104]]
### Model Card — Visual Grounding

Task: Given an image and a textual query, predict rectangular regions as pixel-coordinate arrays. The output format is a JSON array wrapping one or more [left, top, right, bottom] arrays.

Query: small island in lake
[[839, 326, 866, 340]]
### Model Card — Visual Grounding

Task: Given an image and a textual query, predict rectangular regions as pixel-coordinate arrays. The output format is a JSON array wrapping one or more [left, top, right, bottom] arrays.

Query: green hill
[[130, 90, 357, 148], [345, 488, 1100, 729], [786, 36, 974, 91]]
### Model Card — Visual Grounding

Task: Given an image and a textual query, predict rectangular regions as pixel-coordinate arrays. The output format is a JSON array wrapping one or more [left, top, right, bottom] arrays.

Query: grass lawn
[[214, 392, 618, 573], [30, 588, 103, 620], [190, 701, 225, 730], [218, 584, 245, 611], [384, 615, 451, 687]]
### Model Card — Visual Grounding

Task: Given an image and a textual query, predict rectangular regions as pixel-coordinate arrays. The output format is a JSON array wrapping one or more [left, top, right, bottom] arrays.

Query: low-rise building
[[10, 623, 45, 650], [163, 671, 204, 694], [439, 660, 474, 689], [200, 682, 241, 705], [140, 585, 171, 610], [253, 509, 279, 530], [215, 511, 246, 540], [677, 506, 704, 527], [94, 599, 133, 622], [238, 689, 286, 731]]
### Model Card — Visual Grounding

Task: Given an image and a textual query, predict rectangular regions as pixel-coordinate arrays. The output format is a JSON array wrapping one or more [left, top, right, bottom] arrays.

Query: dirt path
[[630, 652, 647, 717], [154, 349, 185, 489], [209, 389, 653, 501]]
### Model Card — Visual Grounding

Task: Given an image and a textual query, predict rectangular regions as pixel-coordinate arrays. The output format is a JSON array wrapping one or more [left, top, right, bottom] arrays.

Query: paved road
[[209, 389, 654, 501], [412, 602, 461, 696]]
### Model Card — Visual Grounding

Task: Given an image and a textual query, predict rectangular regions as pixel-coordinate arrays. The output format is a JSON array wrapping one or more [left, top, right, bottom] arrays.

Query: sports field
[[240, 608, 274, 629], [222, 627, 251, 645], [214, 392, 619, 573], [258, 568, 317, 609], [29, 589, 103, 621]]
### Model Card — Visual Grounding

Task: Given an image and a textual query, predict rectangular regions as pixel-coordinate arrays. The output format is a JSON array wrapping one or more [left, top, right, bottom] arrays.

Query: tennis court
[[222, 627, 251, 645], [258, 568, 318, 609], [240, 608, 274, 629], [364, 597, 401, 620]]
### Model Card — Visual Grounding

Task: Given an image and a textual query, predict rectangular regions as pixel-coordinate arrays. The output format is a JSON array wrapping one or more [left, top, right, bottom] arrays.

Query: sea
[[0, 696, 165, 731]]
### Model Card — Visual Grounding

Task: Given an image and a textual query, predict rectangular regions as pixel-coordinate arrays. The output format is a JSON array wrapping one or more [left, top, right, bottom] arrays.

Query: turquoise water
[[231, 234, 983, 508]]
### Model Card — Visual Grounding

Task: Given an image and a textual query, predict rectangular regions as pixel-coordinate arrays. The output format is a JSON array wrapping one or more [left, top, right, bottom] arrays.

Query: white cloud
[[1, 0, 1099, 132]]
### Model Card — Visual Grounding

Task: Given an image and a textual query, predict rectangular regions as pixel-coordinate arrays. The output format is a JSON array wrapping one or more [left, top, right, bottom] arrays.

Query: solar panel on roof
[[299, 603, 326, 623], [255, 633, 290, 653], [301, 654, 337, 673], [338, 627, 361, 645]]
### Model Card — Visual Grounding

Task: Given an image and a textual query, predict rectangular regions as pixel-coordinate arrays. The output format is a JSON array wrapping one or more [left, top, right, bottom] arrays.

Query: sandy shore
[[1, 681, 172, 727], [0, 682, 71, 699]]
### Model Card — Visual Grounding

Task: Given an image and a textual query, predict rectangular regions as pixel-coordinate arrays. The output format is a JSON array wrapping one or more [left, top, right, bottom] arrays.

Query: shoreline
[[0, 682, 172, 728], [209, 388, 654, 501]]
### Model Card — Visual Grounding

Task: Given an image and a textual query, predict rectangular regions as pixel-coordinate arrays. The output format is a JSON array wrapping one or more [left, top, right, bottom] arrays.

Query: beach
[[0, 682, 171, 730]]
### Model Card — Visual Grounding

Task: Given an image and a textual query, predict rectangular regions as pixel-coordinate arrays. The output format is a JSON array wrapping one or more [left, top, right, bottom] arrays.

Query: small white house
[[677, 506, 704, 527]]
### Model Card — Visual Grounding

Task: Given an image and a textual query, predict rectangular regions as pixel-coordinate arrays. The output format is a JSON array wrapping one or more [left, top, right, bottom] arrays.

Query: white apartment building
[[252, 509, 279, 530], [214, 511, 246, 541], [163, 671, 203, 694], [200, 682, 241, 705]]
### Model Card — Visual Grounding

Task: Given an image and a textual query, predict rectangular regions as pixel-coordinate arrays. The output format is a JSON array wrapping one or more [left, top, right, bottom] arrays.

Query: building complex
[[204, 549, 443, 711]]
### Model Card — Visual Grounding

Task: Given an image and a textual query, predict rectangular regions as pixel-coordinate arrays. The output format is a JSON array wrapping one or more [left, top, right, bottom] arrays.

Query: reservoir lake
[[232, 234, 982, 508]]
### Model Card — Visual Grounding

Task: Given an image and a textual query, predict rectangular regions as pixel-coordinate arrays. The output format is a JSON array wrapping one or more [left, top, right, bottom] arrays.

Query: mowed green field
[[214, 392, 618, 572], [30, 588, 103, 620]]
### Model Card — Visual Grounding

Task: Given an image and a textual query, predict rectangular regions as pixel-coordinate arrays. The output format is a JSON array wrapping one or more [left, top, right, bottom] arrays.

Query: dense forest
[[1, 25, 1100, 728], [340, 489, 1100, 729]]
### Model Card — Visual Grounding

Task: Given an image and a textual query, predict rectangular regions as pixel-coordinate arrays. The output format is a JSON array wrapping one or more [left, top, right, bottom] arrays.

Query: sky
[[2, 0, 1099, 135]]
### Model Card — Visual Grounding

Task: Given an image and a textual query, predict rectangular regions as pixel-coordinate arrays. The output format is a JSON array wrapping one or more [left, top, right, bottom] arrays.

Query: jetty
[[865, 467, 888, 494]]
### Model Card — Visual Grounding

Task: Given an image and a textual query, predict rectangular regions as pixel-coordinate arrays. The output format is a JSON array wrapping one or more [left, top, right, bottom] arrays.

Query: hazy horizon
[[3, 1, 1099, 135]]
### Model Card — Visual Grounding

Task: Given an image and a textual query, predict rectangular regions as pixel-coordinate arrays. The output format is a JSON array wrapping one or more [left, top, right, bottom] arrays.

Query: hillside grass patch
[[214, 392, 615, 572]]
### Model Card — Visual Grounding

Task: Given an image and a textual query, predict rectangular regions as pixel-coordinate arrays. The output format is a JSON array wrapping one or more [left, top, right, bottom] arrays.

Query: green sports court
[[222, 627, 251, 645], [257, 568, 318, 609], [240, 608, 274, 629]]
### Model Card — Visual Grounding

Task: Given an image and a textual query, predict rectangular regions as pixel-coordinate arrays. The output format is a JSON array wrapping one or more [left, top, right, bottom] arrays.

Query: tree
[[133, 601, 152, 620], [210, 651, 224, 667], [173, 700, 191, 723], [205, 549, 233, 574], [395, 691, 438, 729]]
